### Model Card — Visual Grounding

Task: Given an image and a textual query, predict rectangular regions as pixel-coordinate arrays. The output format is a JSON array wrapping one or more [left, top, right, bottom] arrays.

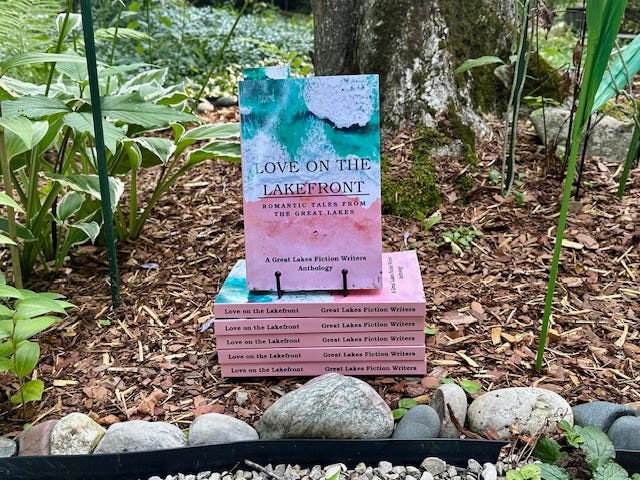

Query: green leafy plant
[[432, 226, 483, 256], [440, 377, 482, 395], [535, 0, 628, 371], [528, 424, 640, 480], [391, 397, 418, 421], [0, 282, 73, 417], [506, 464, 542, 480]]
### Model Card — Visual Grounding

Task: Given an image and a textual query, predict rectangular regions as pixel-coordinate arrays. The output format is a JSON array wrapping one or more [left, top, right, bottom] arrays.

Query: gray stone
[[50, 412, 105, 455], [607, 415, 640, 451], [256, 373, 394, 439], [16, 419, 58, 456], [189, 413, 258, 446], [467, 387, 573, 440], [572, 401, 636, 433], [481, 463, 497, 480], [420, 457, 446, 476], [392, 405, 440, 439], [196, 99, 214, 113], [430, 383, 468, 438], [419, 473, 435, 480], [214, 96, 238, 108], [93, 420, 186, 453], [0, 436, 17, 457], [529, 107, 634, 161]]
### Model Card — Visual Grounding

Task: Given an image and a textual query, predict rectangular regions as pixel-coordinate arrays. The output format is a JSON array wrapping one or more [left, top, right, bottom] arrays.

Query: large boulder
[[529, 107, 634, 162], [467, 387, 572, 439], [93, 420, 186, 454], [50, 412, 106, 455], [257, 373, 394, 439]]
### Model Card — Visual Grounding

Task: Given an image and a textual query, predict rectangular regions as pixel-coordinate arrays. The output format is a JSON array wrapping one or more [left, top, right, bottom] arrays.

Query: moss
[[437, 102, 478, 165], [381, 125, 443, 220], [456, 173, 475, 193], [439, 0, 512, 112], [524, 52, 567, 103]]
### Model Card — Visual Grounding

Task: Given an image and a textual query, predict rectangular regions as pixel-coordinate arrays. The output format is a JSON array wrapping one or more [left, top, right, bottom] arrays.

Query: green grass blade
[[593, 34, 640, 113]]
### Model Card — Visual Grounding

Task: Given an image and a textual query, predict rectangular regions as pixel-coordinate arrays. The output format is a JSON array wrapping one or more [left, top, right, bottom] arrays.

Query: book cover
[[217, 345, 425, 364], [213, 316, 425, 335], [214, 250, 426, 318], [221, 360, 427, 377], [239, 74, 382, 290], [215, 330, 424, 349]]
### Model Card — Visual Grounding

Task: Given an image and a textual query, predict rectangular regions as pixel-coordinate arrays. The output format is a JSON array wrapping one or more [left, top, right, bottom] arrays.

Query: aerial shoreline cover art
[[239, 74, 382, 291]]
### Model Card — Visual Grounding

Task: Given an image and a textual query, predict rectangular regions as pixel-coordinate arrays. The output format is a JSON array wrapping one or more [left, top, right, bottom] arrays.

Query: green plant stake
[[535, 0, 628, 372], [80, 0, 121, 307]]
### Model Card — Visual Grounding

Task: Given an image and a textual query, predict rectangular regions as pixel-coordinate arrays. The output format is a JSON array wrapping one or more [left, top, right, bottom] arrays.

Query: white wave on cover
[[303, 76, 376, 128]]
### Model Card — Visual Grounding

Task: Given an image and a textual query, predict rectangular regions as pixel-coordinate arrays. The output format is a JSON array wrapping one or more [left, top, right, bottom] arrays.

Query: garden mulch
[[0, 106, 638, 437]]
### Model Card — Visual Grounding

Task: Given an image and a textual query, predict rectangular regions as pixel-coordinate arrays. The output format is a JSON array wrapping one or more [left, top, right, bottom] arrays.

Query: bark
[[311, 0, 517, 135]]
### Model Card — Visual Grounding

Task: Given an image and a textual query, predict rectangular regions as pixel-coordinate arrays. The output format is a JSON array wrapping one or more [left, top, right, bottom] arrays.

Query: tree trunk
[[311, 0, 516, 136]]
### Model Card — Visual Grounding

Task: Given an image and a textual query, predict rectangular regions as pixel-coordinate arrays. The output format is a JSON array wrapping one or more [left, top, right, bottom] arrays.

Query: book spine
[[214, 302, 426, 319], [218, 345, 424, 363], [221, 360, 427, 377], [213, 316, 425, 335], [216, 330, 424, 349]]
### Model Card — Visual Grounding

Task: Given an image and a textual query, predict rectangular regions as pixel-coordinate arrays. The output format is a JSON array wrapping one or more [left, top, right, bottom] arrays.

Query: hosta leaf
[[0, 117, 49, 159], [13, 340, 39, 379], [100, 92, 196, 128], [16, 296, 69, 317], [62, 112, 125, 154], [187, 141, 241, 166], [55, 13, 82, 39], [44, 173, 124, 210], [55, 61, 88, 85], [0, 284, 24, 299], [12, 316, 58, 342], [1, 95, 70, 119], [0, 218, 34, 241], [135, 137, 176, 166], [68, 221, 100, 244], [56, 191, 85, 222], [0, 305, 13, 317], [0, 357, 12, 372], [119, 68, 167, 93], [0, 192, 21, 211], [581, 425, 615, 469], [0, 52, 86, 77], [10, 378, 44, 404], [0, 233, 16, 245]]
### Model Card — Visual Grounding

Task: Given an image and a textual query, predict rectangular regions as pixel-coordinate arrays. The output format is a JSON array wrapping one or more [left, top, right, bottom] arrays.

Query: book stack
[[213, 250, 427, 377]]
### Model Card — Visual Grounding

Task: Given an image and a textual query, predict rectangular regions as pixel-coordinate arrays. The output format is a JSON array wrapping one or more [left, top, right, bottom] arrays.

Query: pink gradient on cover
[[243, 195, 382, 291], [221, 360, 427, 377]]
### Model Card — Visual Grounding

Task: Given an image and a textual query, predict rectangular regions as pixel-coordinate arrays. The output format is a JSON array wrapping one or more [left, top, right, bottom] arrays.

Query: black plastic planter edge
[[1, 439, 507, 480], [1, 439, 638, 480]]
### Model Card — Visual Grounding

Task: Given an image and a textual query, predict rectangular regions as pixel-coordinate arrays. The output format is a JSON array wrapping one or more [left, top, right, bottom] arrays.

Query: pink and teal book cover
[[213, 316, 425, 335], [217, 345, 424, 363], [215, 330, 424, 349], [214, 250, 426, 318], [221, 360, 426, 377], [239, 74, 382, 291]]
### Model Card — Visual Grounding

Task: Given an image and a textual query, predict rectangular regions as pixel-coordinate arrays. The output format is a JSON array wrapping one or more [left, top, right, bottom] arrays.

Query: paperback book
[[217, 345, 425, 364], [214, 250, 426, 319], [213, 315, 425, 335], [215, 330, 424, 349], [239, 74, 382, 290], [221, 360, 427, 377]]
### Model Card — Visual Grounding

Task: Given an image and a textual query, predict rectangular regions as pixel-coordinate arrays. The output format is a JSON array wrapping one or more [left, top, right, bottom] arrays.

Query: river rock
[[430, 383, 468, 438], [93, 420, 186, 453], [0, 436, 17, 457], [16, 419, 58, 456], [529, 107, 634, 161], [572, 401, 636, 433], [467, 387, 573, 439], [392, 405, 440, 439], [50, 412, 106, 455], [256, 373, 394, 439], [607, 415, 640, 451], [189, 413, 258, 445]]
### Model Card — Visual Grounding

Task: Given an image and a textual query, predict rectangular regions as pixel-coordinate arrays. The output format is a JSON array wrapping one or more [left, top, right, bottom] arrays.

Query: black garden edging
[[0, 439, 506, 480], [1, 439, 637, 480]]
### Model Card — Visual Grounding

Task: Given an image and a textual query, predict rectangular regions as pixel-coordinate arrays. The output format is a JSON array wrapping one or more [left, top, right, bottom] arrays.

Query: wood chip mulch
[[1, 107, 638, 437]]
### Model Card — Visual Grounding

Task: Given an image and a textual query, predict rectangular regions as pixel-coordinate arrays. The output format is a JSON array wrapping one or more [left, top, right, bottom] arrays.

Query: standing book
[[213, 250, 426, 319], [239, 74, 382, 291]]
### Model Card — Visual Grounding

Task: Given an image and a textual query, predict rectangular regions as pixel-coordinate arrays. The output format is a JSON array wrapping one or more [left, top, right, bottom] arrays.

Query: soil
[[0, 106, 638, 437]]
